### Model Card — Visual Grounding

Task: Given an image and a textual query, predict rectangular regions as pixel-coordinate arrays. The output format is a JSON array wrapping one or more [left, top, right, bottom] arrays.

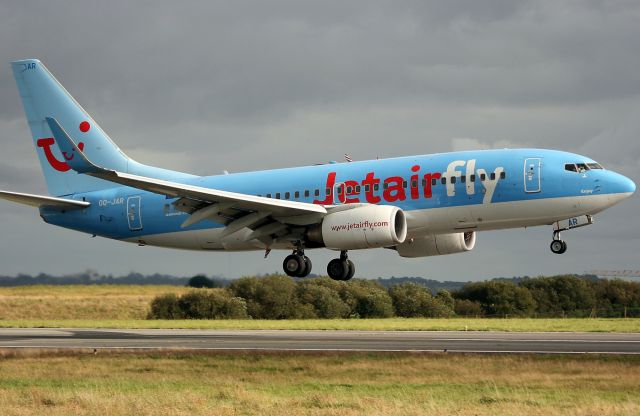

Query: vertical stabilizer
[[11, 59, 130, 196]]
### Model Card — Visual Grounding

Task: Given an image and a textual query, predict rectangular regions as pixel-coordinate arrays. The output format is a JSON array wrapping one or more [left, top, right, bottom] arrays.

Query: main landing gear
[[283, 249, 313, 278], [550, 230, 567, 254], [327, 251, 355, 281], [281, 248, 355, 281]]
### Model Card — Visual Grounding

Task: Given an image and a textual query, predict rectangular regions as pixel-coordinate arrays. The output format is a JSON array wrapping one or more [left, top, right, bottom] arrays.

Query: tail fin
[[11, 59, 131, 196]]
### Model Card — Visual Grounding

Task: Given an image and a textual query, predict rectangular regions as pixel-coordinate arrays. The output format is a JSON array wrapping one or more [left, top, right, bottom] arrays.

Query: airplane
[[0, 59, 635, 280]]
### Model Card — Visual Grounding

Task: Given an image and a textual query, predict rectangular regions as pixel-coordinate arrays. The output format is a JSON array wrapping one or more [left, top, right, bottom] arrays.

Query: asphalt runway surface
[[1, 329, 639, 354]]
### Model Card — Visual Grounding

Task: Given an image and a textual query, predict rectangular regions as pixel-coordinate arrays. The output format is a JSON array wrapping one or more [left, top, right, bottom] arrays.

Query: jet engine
[[307, 205, 407, 250], [394, 231, 476, 258]]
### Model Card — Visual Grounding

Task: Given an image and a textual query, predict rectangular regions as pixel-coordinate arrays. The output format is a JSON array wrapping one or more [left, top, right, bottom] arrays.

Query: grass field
[[0, 350, 638, 415], [1, 285, 640, 332], [0, 285, 192, 320]]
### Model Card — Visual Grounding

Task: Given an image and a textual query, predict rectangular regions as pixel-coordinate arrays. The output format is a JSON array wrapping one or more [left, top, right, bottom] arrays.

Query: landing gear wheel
[[327, 258, 349, 281], [344, 260, 355, 280], [299, 256, 312, 277], [550, 240, 567, 254], [283, 254, 305, 277]]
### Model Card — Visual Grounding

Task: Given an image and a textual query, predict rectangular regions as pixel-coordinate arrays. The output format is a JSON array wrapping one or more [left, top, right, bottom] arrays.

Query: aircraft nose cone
[[611, 172, 635, 196]]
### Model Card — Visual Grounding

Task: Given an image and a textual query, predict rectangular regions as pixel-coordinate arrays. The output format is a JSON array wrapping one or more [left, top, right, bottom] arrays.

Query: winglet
[[45, 117, 103, 174]]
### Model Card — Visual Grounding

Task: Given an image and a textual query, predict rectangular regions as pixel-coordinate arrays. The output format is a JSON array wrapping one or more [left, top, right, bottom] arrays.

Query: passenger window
[[285, 192, 290, 199], [451, 177, 456, 184], [337, 187, 343, 195], [461, 176, 466, 183], [275, 193, 281, 199], [422, 179, 427, 187], [411, 180, 418, 188], [441, 177, 446, 185], [346, 186, 353, 194], [355, 185, 361, 193], [383, 183, 389, 190], [325, 188, 330, 195], [266, 193, 272, 198], [500, 172, 506, 179], [470, 174, 476, 182], [480, 173, 486, 181], [294, 191, 300, 198], [431, 178, 437, 186], [364, 184, 370, 192], [490, 173, 495, 180], [402, 181, 408, 188], [304, 190, 310, 197], [315, 189, 320, 197], [565, 164, 577, 172], [374, 184, 379, 191]]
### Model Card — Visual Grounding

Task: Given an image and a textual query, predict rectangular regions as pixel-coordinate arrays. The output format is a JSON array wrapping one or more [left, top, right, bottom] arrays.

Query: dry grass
[[0, 285, 192, 320], [0, 350, 638, 415]]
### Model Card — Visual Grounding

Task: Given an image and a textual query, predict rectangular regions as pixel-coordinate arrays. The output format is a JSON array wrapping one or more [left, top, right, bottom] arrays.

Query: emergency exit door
[[127, 196, 143, 230], [524, 158, 541, 193]]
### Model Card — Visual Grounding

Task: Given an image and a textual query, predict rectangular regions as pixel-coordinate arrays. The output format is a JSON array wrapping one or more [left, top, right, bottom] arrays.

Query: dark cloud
[[0, 1, 638, 278]]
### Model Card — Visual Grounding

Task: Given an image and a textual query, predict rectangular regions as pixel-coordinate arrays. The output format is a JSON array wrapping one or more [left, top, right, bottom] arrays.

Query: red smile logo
[[38, 121, 90, 172]]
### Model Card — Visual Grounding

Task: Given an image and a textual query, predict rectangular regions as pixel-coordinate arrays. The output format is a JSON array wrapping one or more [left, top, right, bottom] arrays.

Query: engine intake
[[395, 231, 476, 258], [308, 205, 407, 250]]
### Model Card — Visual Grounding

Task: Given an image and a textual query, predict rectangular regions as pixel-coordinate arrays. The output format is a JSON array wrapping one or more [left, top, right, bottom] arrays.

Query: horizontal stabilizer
[[0, 190, 90, 208]]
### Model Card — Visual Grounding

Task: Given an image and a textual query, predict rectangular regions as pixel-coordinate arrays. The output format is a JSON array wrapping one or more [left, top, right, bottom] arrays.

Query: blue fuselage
[[40, 148, 635, 248]]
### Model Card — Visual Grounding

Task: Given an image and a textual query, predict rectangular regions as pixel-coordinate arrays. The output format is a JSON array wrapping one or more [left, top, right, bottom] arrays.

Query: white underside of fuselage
[[122, 192, 631, 252]]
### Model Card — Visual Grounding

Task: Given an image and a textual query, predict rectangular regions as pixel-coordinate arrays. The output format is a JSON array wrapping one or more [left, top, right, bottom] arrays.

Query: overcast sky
[[0, 1, 638, 280]]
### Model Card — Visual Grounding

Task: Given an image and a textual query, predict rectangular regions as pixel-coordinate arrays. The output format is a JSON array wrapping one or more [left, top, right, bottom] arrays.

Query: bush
[[187, 275, 216, 288], [389, 283, 453, 317], [342, 280, 394, 318], [148, 293, 183, 319], [229, 275, 301, 319], [297, 280, 351, 318], [148, 290, 247, 319], [454, 299, 484, 317], [454, 281, 536, 317]]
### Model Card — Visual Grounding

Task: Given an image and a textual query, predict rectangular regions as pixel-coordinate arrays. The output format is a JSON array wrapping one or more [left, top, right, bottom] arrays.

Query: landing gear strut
[[283, 246, 312, 277], [327, 251, 356, 281], [550, 230, 567, 254]]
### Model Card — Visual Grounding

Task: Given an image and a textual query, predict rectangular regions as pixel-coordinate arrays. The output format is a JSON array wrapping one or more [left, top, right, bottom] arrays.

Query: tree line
[[148, 274, 640, 319]]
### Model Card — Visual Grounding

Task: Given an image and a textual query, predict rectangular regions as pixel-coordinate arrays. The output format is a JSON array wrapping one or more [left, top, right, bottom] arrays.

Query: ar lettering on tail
[[20, 62, 36, 72]]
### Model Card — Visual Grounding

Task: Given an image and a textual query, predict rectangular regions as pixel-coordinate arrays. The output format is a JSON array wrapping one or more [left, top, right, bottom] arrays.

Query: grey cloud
[[0, 1, 638, 279]]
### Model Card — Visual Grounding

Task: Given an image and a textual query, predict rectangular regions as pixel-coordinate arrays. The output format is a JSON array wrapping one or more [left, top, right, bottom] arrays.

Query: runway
[[1, 329, 639, 354]]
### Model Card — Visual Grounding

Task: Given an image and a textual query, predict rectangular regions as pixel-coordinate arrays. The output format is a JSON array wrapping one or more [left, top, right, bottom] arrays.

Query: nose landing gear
[[550, 231, 567, 254], [549, 215, 594, 255]]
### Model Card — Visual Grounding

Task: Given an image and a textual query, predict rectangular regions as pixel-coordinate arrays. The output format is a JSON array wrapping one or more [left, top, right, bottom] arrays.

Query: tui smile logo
[[37, 121, 90, 172]]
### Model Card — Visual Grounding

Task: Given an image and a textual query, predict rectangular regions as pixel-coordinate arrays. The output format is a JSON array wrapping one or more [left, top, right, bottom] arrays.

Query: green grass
[[1, 317, 639, 332], [0, 351, 638, 415]]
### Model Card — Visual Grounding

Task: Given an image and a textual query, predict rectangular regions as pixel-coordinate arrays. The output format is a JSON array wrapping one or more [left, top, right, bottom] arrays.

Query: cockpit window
[[575, 163, 589, 172], [587, 162, 603, 169], [565, 164, 577, 172]]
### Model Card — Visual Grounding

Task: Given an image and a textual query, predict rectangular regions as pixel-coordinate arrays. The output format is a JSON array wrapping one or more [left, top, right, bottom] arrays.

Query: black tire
[[559, 240, 567, 254], [344, 260, 355, 280], [300, 256, 312, 277], [550, 240, 565, 254], [327, 258, 348, 280], [283, 254, 304, 277]]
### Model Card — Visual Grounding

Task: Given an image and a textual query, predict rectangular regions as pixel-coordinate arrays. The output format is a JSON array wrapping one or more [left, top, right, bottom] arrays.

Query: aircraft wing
[[0, 190, 90, 208], [46, 117, 327, 235]]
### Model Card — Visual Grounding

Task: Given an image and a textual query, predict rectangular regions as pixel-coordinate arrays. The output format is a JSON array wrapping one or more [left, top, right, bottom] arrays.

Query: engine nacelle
[[394, 231, 476, 258], [308, 205, 407, 250]]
